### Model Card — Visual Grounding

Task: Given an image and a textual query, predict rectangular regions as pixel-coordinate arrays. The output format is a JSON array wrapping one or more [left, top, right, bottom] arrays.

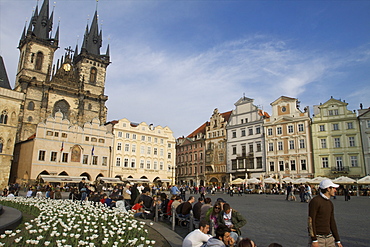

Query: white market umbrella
[[282, 177, 294, 183], [293, 177, 312, 184], [310, 177, 329, 184], [247, 177, 261, 184], [230, 178, 245, 184], [263, 177, 278, 184], [357, 176, 370, 184], [333, 176, 356, 184]]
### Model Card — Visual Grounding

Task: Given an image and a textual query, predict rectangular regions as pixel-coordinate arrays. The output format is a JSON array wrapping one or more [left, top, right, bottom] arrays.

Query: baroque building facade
[[205, 109, 232, 186], [312, 98, 365, 178], [10, 112, 114, 183], [110, 118, 175, 184], [0, 56, 25, 189], [226, 97, 268, 180], [358, 105, 370, 175], [264, 96, 313, 179], [176, 122, 206, 186]]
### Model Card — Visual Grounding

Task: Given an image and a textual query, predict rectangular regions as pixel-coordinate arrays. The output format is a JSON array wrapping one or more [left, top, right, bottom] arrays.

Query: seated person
[[204, 224, 235, 247], [132, 199, 149, 218], [115, 195, 128, 213], [181, 196, 195, 218], [182, 220, 212, 247]]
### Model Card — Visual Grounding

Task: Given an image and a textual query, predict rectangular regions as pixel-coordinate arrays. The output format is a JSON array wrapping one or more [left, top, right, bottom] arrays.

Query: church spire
[[80, 10, 102, 56], [32, 0, 52, 40]]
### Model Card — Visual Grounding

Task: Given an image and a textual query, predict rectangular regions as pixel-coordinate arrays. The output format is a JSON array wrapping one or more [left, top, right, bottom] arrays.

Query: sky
[[1, 0, 369, 138]]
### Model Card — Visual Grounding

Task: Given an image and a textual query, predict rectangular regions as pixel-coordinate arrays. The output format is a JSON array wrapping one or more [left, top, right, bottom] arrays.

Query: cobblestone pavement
[[203, 193, 370, 247]]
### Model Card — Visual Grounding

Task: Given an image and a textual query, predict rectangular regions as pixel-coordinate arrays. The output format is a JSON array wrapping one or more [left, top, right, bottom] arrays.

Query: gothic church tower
[[14, 0, 110, 142]]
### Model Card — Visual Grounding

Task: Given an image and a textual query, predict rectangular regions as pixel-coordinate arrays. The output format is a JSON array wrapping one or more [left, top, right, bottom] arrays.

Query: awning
[[97, 177, 123, 183], [39, 175, 90, 183], [156, 179, 172, 183], [123, 178, 150, 183]]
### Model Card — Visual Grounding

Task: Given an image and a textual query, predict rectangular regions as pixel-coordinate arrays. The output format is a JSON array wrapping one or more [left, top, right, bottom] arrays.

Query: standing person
[[308, 179, 343, 247], [299, 183, 306, 202], [170, 184, 180, 196], [123, 183, 132, 207], [182, 220, 212, 247], [286, 183, 292, 200], [305, 184, 313, 202]]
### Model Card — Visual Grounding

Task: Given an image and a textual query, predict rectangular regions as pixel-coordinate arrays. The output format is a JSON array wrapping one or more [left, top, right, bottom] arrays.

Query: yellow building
[[264, 96, 313, 179], [111, 118, 175, 185], [312, 97, 365, 178], [10, 112, 114, 184]]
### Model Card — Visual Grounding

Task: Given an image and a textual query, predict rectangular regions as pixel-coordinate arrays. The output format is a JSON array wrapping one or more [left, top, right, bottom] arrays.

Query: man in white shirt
[[182, 220, 212, 247]]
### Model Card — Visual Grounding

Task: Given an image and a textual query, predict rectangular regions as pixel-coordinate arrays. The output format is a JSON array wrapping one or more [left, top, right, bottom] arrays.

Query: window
[[333, 123, 339, 131], [232, 160, 237, 170], [168, 152, 172, 159], [141, 146, 145, 154], [140, 160, 144, 168], [147, 147, 151, 155], [125, 144, 129, 152], [91, 137, 97, 142], [194, 153, 197, 160], [54, 132, 59, 137], [132, 144, 136, 153], [159, 148, 163, 156], [241, 145, 246, 156], [160, 139, 164, 144], [322, 157, 329, 168], [321, 139, 327, 148], [89, 67, 97, 84], [347, 122, 353, 129], [278, 141, 283, 151], [154, 138, 158, 143], [27, 101, 35, 110], [350, 156, 358, 167], [336, 156, 343, 169], [62, 153, 68, 163], [232, 146, 237, 155], [102, 157, 107, 166], [160, 162, 164, 170], [38, 150, 46, 161], [141, 135, 146, 141], [268, 128, 273, 136], [256, 143, 262, 152], [289, 140, 295, 149], [348, 137, 355, 147], [47, 131, 53, 136], [298, 124, 304, 132], [301, 160, 307, 170], [116, 157, 121, 166], [117, 142, 122, 150], [92, 156, 98, 165], [329, 110, 333, 116], [50, 152, 57, 162], [248, 128, 253, 135], [62, 133, 68, 138], [118, 131, 122, 137], [124, 158, 129, 167], [85, 136, 89, 141], [277, 127, 282, 135], [168, 143, 172, 148], [334, 109, 339, 115], [288, 125, 293, 133], [279, 161, 284, 171], [133, 134, 137, 140], [268, 143, 274, 151], [249, 144, 253, 153], [290, 160, 296, 170], [83, 155, 88, 164], [218, 153, 224, 162], [256, 157, 262, 168], [367, 120, 370, 128], [146, 161, 151, 169], [148, 137, 152, 142], [131, 159, 136, 168], [35, 52, 43, 70], [126, 133, 130, 139], [154, 161, 158, 170], [241, 129, 246, 137], [270, 162, 275, 172], [232, 131, 237, 138], [299, 139, 305, 149], [154, 148, 158, 155], [256, 127, 261, 134], [334, 138, 341, 148], [319, 125, 325, 131]]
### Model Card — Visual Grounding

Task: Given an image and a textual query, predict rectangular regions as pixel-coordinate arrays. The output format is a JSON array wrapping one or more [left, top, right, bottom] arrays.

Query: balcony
[[331, 166, 349, 174]]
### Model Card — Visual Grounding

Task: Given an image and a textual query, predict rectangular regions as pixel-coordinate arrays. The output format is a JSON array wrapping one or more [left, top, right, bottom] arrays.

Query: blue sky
[[1, 0, 369, 137]]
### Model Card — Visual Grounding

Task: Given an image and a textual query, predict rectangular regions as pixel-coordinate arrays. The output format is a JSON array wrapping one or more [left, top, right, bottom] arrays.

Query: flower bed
[[0, 197, 155, 247]]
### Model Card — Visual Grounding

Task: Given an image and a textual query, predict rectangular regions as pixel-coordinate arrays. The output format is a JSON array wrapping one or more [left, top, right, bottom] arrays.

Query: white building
[[110, 118, 176, 184], [226, 97, 267, 180]]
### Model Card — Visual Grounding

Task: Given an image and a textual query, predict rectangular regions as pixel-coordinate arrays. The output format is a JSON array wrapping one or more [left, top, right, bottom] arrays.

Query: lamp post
[[171, 165, 175, 185]]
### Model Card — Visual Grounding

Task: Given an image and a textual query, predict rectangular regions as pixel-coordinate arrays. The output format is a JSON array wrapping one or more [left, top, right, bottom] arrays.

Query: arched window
[[28, 116, 33, 122], [35, 52, 44, 70], [53, 100, 70, 119], [89, 67, 97, 84], [0, 138, 3, 153], [27, 101, 35, 110], [0, 110, 8, 124]]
